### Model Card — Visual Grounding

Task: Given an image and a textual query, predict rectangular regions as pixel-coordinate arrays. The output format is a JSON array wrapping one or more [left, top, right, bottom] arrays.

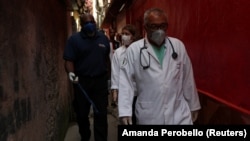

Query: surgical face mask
[[122, 35, 132, 46], [149, 29, 166, 46], [83, 22, 96, 35]]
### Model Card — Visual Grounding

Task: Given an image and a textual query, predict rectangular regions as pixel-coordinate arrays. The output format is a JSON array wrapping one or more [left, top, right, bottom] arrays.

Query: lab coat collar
[[144, 36, 167, 63]]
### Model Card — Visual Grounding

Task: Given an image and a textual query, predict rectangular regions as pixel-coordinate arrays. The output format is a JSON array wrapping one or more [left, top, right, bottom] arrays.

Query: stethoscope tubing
[[140, 37, 177, 69]]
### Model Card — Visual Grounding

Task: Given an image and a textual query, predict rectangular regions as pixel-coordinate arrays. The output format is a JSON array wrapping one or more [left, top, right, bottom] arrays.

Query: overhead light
[[119, 4, 125, 12]]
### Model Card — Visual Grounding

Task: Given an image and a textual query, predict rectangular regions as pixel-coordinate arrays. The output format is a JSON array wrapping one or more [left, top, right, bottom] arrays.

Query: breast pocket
[[171, 63, 181, 80]]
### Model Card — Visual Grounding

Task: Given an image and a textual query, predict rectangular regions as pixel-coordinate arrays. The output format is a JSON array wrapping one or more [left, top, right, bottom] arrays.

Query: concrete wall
[[0, 0, 73, 140]]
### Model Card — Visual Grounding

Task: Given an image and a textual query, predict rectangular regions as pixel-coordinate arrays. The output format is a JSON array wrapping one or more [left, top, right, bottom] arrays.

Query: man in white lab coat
[[118, 8, 201, 125]]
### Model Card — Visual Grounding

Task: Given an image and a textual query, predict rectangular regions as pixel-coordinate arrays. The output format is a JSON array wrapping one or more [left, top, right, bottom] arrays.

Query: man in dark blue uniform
[[63, 13, 110, 141]]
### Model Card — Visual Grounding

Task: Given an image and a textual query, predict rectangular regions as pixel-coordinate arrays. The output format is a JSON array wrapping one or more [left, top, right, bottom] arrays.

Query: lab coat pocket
[[136, 101, 153, 123], [171, 63, 181, 80], [174, 99, 192, 124]]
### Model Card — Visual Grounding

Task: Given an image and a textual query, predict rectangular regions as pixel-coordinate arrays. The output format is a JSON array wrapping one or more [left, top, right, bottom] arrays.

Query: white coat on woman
[[111, 45, 137, 95], [111, 45, 126, 91], [118, 37, 201, 125]]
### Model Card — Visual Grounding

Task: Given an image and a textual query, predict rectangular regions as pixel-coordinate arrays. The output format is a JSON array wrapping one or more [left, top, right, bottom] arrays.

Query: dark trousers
[[73, 75, 108, 141], [132, 96, 137, 125]]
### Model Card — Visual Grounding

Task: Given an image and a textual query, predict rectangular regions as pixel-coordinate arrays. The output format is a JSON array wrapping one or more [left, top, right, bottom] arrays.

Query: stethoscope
[[140, 37, 178, 69]]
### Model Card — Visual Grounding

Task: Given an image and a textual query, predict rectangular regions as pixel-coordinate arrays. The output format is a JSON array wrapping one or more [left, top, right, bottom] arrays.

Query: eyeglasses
[[147, 23, 168, 30]]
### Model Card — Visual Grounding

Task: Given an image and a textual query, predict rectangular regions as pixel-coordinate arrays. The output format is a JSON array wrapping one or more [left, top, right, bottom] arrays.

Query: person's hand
[[120, 116, 132, 125], [111, 89, 118, 108], [68, 72, 79, 83], [111, 89, 118, 103], [191, 110, 199, 122]]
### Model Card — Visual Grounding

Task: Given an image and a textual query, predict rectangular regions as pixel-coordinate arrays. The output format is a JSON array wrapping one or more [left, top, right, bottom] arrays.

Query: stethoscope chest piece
[[172, 52, 178, 59]]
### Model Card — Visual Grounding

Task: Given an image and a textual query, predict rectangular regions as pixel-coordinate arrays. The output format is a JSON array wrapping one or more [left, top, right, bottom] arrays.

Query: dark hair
[[122, 24, 139, 41], [79, 13, 95, 27]]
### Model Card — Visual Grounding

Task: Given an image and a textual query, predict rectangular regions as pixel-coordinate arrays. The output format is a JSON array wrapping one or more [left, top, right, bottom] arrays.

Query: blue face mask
[[84, 22, 96, 34]]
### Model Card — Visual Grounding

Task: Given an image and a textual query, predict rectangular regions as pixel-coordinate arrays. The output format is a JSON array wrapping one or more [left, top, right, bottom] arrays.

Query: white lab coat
[[109, 42, 114, 61], [111, 45, 137, 95], [118, 37, 201, 125], [111, 45, 126, 90]]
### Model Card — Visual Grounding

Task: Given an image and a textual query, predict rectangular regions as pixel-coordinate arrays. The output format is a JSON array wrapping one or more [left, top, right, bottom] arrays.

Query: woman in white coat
[[110, 24, 138, 124], [118, 8, 201, 125]]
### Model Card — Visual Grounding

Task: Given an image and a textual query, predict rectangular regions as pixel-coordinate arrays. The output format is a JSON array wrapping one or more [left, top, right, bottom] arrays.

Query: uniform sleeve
[[118, 48, 135, 117], [182, 43, 201, 111], [111, 50, 120, 90], [63, 36, 76, 61]]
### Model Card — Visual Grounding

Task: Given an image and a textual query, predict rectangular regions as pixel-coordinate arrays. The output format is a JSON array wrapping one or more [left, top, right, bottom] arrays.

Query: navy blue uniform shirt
[[63, 30, 110, 77]]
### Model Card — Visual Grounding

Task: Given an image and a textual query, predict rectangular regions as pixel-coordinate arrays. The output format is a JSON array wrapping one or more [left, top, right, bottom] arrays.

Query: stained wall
[[0, 0, 73, 140]]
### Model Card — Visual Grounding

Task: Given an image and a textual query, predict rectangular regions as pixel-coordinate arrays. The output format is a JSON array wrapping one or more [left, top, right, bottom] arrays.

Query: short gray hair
[[143, 8, 168, 26]]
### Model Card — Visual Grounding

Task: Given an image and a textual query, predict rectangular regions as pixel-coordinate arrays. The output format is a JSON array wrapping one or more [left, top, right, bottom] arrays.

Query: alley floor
[[64, 103, 119, 141]]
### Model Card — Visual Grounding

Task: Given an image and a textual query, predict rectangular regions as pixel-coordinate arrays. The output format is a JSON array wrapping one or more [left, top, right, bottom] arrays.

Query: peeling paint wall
[[0, 0, 73, 140]]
